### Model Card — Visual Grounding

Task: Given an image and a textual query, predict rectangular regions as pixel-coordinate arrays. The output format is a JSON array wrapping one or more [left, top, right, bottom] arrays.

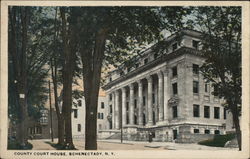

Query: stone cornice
[[103, 47, 202, 90]]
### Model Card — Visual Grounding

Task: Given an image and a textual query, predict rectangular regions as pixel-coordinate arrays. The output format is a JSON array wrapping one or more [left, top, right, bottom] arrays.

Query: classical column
[[138, 80, 143, 126], [129, 84, 135, 125], [112, 92, 115, 129], [158, 71, 164, 121], [163, 69, 169, 121], [121, 88, 127, 126], [147, 76, 153, 126], [114, 90, 120, 129]]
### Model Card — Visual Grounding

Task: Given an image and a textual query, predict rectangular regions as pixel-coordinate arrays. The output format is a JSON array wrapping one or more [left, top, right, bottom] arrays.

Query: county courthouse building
[[102, 29, 234, 143]]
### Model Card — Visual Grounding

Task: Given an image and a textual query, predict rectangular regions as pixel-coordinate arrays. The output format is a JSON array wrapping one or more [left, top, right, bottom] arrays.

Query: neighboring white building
[[102, 29, 235, 143], [71, 95, 108, 139]]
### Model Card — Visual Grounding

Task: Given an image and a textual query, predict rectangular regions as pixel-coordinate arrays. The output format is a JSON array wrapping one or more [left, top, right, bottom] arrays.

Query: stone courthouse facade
[[102, 30, 233, 143]]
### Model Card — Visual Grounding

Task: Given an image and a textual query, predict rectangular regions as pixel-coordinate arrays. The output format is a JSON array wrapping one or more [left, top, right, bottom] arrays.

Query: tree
[[72, 6, 190, 150], [194, 7, 242, 150]]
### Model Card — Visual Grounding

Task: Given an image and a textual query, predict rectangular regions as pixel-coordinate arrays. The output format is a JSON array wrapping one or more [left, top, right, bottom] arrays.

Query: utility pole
[[48, 80, 54, 142]]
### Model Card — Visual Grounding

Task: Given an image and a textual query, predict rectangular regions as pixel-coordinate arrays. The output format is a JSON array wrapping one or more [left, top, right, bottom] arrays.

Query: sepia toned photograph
[[1, 1, 250, 159]]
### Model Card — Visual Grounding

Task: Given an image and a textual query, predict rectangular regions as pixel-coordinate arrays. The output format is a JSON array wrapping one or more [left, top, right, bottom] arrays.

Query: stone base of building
[[101, 123, 226, 143]]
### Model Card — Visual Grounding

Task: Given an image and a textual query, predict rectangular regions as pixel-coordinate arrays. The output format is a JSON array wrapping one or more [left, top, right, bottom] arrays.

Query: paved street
[[29, 139, 238, 150]]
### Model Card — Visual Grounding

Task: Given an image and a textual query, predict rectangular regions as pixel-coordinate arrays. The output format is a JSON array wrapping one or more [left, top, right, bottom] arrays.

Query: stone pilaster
[[129, 84, 135, 125], [163, 69, 169, 122], [112, 92, 115, 129], [115, 90, 120, 129], [121, 88, 127, 126], [138, 80, 143, 126], [157, 71, 164, 121], [147, 76, 153, 126]]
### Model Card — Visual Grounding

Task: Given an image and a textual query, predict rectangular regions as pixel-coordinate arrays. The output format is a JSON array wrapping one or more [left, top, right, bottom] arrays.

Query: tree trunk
[[84, 28, 107, 150], [231, 105, 241, 151], [60, 7, 75, 149]]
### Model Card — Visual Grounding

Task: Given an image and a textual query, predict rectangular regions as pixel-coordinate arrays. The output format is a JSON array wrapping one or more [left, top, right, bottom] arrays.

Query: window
[[101, 102, 104, 109], [98, 113, 100, 119], [172, 83, 178, 95], [78, 100, 82, 107], [172, 66, 177, 77], [109, 94, 112, 101], [213, 85, 219, 96], [172, 106, 178, 118], [77, 124, 81, 132], [73, 109, 78, 118], [134, 99, 137, 109], [135, 63, 139, 68], [194, 129, 199, 134], [193, 64, 199, 75], [193, 104, 200, 117], [109, 105, 112, 113], [192, 40, 199, 49], [172, 43, 177, 51], [205, 82, 209, 93], [214, 130, 220, 135], [152, 94, 155, 104], [193, 81, 199, 93], [224, 108, 227, 119], [101, 113, 104, 119], [144, 58, 148, 64], [143, 96, 146, 106], [126, 102, 129, 111], [204, 106, 210, 118], [205, 129, 210, 134], [154, 53, 158, 59], [109, 77, 112, 82], [214, 107, 220, 119]]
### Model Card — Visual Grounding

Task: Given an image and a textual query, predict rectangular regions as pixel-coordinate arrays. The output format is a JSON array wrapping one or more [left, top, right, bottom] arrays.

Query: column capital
[[129, 83, 134, 89], [146, 75, 153, 83], [121, 87, 126, 93], [157, 71, 163, 78], [137, 80, 143, 87], [161, 67, 169, 76]]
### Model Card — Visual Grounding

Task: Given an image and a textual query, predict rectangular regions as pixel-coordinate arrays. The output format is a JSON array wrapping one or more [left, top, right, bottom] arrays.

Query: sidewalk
[[29, 139, 238, 150]]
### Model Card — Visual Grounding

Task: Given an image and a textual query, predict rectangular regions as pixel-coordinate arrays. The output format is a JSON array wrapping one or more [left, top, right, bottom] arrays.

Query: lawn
[[198, 133, 236, 147]]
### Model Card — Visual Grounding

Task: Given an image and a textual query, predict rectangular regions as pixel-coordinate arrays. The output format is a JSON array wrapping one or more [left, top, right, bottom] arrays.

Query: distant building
[[27, 108, 58, 139], [71, 95, 108, 139], [102, 29, 234, 143]]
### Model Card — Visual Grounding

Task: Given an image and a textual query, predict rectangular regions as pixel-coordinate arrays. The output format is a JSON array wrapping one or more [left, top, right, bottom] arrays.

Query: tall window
[[172, 66, 177, 77], [109, 77, 112, 82], [224, 108, 227, 119], [143, 96, 146, 106], [192, 40, 199, 49], [214, 107, 220, 119], [152, 94, 155, 104], [109, 94, 112, 101], [172, 83, 178, 95], [73, 109, 78, 118], [126, 102, 129, 111], [214, 85, 219, 96], [172, 106, 178, 118], [109, 105, 112, 113], [205, 82, 209, 93], [172, 43, 177, 51], [193, 64, 199, 75], [204, 106, 210, 118], [101, 102, 105, 109], [193, 81, 199, 93], [193, 104, 200, 117], [77, 124, 81, 132], [144, 58, 148, 64], [134, 99, 137, 109]]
